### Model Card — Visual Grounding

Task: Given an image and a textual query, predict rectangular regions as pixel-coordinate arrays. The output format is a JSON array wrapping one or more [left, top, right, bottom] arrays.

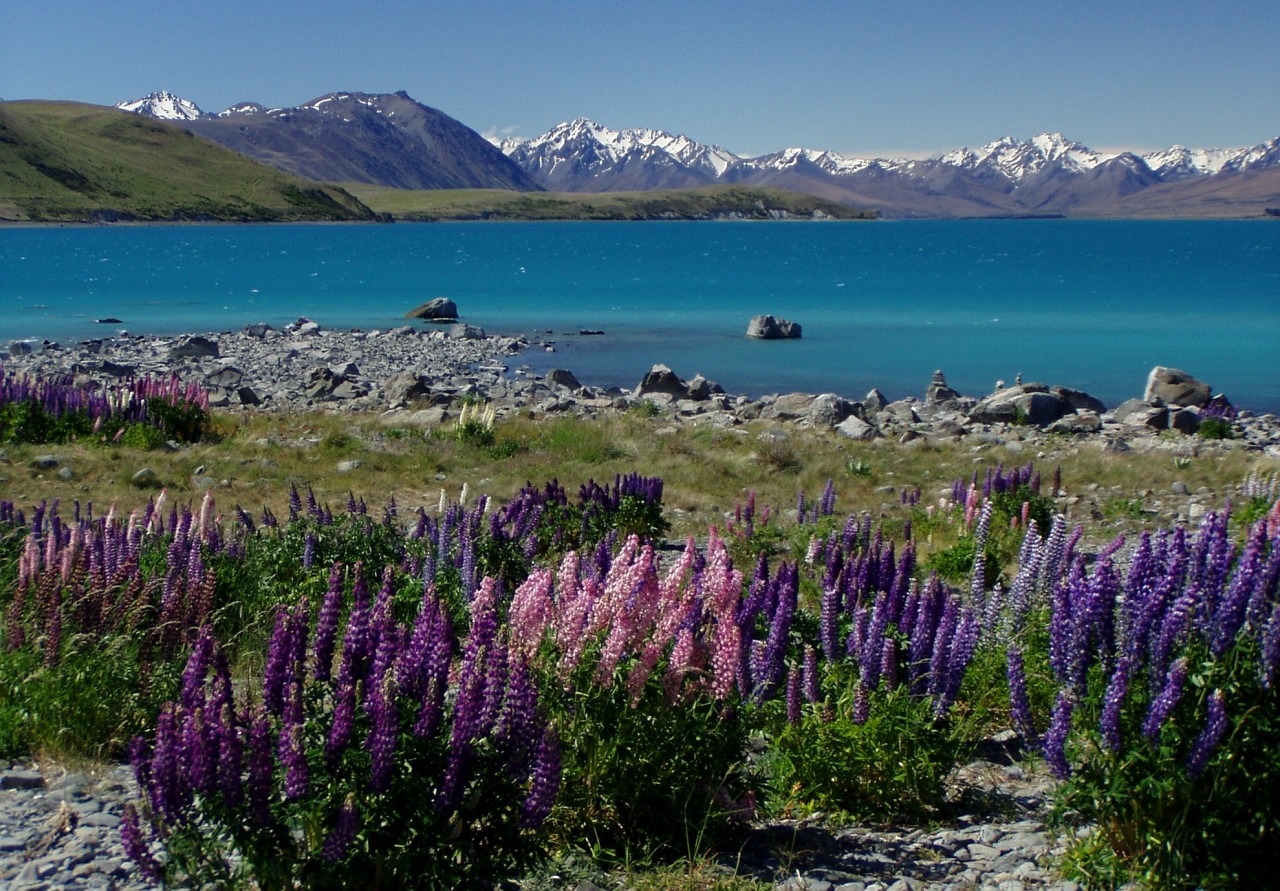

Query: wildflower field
[[1, 368, 1279, 889]]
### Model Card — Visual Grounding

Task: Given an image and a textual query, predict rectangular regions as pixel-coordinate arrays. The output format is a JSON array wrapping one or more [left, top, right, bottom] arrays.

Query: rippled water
[[2, 220, 1276, 410]]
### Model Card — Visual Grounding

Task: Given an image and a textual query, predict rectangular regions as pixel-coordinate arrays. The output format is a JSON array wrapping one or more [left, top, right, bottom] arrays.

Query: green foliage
[[1198, 417, 1234, 440], [0, 639, 181, 760], [1052, 642, 1280, 889], [145, 396, 209, 443], [0, 399, 94, 445], [548, 668, 755, 859], [118, 422, 168, 451], [764, 663, 964, 822]]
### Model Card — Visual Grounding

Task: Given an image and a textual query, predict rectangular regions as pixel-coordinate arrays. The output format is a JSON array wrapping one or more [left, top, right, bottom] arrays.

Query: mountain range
[[117, 90, 1280, 219]]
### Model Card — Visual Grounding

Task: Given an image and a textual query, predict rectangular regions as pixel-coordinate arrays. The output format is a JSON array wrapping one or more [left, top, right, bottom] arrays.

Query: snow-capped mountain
[[115, 90, 205, 121], [498, 122, 1279, 216], [499, 118, 739, 191]]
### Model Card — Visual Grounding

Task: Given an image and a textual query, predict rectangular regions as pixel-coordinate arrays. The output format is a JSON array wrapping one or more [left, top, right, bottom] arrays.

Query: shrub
[[123, 578, 559, 889], [1013, 512, 1280, 888]]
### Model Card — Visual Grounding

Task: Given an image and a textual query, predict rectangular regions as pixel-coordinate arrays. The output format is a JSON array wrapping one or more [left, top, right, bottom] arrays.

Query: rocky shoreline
[[5, 320, 1279, 460]]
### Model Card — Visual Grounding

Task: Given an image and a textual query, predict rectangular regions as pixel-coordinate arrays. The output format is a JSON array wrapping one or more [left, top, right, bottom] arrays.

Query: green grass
[[0, 101, 376, 222], [341, 183, 877, 221]]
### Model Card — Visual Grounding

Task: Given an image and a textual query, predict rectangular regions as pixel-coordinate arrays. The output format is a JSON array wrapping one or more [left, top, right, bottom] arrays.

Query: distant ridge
[[118, 90, 539, 192], [0, 101, 376, 223]]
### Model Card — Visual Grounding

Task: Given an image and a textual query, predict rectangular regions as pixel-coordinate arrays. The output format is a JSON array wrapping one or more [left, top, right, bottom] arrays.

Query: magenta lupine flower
[[663, 630, 698, 704], [120, 803, 162, 880], [509, 567, 555, 660], [521, 726, 562, 828], [1142, 657, 1188, 743], [1186, 689, 1228, 779], [1043, 691, 1075, 779]]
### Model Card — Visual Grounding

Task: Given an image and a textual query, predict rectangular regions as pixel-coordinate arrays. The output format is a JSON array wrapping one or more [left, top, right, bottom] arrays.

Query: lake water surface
[[2, 220, 1276, 411]]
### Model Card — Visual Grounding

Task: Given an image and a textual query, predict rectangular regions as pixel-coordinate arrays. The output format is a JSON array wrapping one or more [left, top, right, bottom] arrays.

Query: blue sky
[[2, 0, 1276, 158]]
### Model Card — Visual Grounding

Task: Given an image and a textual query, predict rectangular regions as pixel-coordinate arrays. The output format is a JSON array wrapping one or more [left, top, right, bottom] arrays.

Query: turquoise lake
[[1, 220, 1277, 412]]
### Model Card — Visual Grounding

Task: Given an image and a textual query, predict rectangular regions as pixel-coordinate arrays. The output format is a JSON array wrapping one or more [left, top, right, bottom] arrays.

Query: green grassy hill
[[0, 101, 376, 223], [343, 182, 878, 221]]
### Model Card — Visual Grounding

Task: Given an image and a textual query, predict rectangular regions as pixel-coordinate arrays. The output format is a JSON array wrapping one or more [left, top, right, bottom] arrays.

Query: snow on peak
[[940, 132, 1114, 181], [516, 118, 741, 175], [116, 91, 205, 121]]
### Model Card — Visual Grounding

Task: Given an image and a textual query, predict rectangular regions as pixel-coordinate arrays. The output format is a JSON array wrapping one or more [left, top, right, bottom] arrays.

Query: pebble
[[743, 740, 1085, 891], [0, 762, 156, 890]]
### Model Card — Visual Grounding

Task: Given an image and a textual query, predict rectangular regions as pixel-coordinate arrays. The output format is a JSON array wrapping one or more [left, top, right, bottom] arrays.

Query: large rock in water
[[1144, 366, 1211, 407], [406, 297, 459, 321], [746, 314, 801, 339]]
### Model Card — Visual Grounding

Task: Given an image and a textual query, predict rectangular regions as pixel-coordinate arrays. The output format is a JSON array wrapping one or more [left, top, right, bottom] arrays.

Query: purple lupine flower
[[758, 563, 797, 700], [148, 706, 190, 824], [263, 605, 294, 716], [1261, 601, 1280, 690], [859, 592, 890, 692], [521, 726, 562, 828], [820, 478, 837, 517], [803, 645, 821, 703], [244, 708, 274, 826], [1210, 521, 1267, 656], [879, 637, 899, 691], [785, 665, 802, 725], [180, 626, 215, 711], [498, 657, 540, 777], [279, 720, 309, 800], [313, 563, 345, 682], [120, 803, 162, 880], [1186, 689, 1228, 779], [1043, 691, 1075, 779], [322, 795, 359, 863], [327, 668, 357, 764], [1006, 647, 1035, 740], [936, 606, 980, 716], [1143, 657, 1188, 743], [851, 683, 871, 725], [302, 531, 316, 569], [1099, 653, 1134, 753], [184, 709, 217, 799], [367, 679, 399, 793]]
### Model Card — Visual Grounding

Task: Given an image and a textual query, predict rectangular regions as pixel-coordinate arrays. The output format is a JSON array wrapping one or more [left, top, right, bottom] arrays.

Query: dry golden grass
[[2, 409, 1274, 548]]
